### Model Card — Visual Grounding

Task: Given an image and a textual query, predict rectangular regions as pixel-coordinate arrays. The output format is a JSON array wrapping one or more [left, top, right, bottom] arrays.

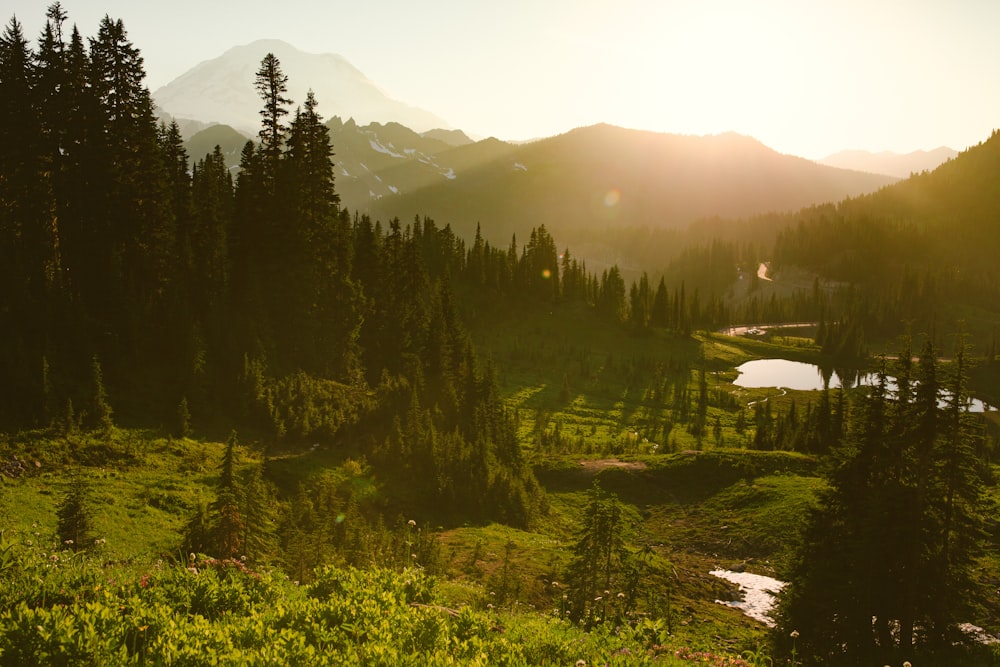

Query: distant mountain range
[[183, 120, 898, 248], [166, 39, 898, 250], [359, 124, 898, 244], [817, 147, 957, 178], [154, 39, 448, 136]]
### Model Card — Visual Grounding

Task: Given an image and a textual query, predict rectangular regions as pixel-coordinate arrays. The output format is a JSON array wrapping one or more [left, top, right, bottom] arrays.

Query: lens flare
[[604, 189, 621, 207], [542, 269, 552, 279]]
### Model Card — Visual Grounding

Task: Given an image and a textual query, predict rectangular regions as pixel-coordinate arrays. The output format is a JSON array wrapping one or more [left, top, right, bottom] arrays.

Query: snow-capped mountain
[[153, 39, 449, 136]]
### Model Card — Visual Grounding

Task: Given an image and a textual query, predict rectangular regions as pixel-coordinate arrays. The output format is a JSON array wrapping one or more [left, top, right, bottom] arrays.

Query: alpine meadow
[[2, 4, 1000, 666]]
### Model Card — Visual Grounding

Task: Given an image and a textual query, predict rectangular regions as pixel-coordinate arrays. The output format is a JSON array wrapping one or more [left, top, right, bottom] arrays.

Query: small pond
[[733, 359, 990, 412]]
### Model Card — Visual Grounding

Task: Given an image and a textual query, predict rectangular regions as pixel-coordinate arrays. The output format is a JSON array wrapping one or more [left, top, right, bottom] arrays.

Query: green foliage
[[0, 543, 757, 666]]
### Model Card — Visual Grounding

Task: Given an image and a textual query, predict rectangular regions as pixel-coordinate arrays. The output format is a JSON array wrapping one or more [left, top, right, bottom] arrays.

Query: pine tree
[[0, 16, 61, 425], [57, 474, 93, 550], [564, 482, 632, 625], [211, 431, 243, 558], [89, 16, 177, 370], [240, 463, 277, 564], [280, 90, 360, 377], [254, 52, 291, 178], [87, 354, 113, 432]]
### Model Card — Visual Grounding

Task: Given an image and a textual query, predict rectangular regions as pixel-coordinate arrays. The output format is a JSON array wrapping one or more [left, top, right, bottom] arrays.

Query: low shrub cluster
[[0, 534, 755, 665]]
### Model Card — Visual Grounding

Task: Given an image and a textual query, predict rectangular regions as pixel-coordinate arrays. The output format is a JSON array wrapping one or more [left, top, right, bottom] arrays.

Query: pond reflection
[[733, 359, 990, 412]]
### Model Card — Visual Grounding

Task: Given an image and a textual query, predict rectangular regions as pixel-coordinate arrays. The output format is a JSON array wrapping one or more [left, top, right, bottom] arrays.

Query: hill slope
[[368, 124, 897, 244], [183, 124, 250, 168]]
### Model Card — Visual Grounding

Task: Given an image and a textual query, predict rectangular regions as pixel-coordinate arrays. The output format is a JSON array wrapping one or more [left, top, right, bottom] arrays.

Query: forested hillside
[[768, 130, 1000, 353]]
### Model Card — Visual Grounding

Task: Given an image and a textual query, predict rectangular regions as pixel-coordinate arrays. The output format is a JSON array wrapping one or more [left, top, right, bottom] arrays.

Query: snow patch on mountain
[[369, 138, 405, 158]]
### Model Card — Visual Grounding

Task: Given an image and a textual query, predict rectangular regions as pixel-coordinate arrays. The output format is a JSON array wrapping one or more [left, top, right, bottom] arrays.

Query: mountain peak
[[154, 40, 449, 137]]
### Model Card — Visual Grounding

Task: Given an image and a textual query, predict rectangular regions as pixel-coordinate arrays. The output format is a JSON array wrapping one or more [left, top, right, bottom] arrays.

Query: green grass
[[0, 430, 243, 561]]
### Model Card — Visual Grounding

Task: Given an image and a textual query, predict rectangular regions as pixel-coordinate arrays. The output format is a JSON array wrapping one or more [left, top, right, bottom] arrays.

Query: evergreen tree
[[281, 90, 359, 377], [254, 52, 291, 177], [240, 463, 277, 564], [564, 482, 632, 625], [89, 16, 177, 374], [0, 16, 61, 425], [57, 474, 94, 550], [87, 354, 113, 432], [211, 432, 243, 558]]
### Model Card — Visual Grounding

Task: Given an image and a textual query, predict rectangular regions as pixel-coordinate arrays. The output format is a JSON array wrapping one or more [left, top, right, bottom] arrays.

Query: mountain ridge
[[368, 123, 898, 245], [817, 146, 957, 178]]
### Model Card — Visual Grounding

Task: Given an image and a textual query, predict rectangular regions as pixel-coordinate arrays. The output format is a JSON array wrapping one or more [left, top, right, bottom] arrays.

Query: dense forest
[[1, 6, 999, 667]]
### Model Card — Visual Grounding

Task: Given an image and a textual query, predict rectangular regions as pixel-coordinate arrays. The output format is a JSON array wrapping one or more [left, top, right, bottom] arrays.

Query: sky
[[6, 0, 1000, 158]]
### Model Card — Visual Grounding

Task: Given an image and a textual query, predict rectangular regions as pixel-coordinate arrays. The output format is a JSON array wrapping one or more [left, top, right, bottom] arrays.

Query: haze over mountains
[[817, 147, 958, 178], [167, 39, 900, 251]]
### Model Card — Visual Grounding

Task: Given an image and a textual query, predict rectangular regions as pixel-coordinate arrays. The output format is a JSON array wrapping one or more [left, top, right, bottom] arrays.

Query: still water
[[733, 358, 990, 412]]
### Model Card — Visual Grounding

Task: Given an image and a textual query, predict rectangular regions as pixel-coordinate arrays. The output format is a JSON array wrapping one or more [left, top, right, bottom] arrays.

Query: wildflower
[[903, 663, 912, 667], [617, 592, 626, 599], [790, 630, 799, 638], [407, 519, 417, 527], [64, 539, 73, 545], [189, 553, 196, 562], [575, 661, 586, 667], [487, 603, 494, 610]]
